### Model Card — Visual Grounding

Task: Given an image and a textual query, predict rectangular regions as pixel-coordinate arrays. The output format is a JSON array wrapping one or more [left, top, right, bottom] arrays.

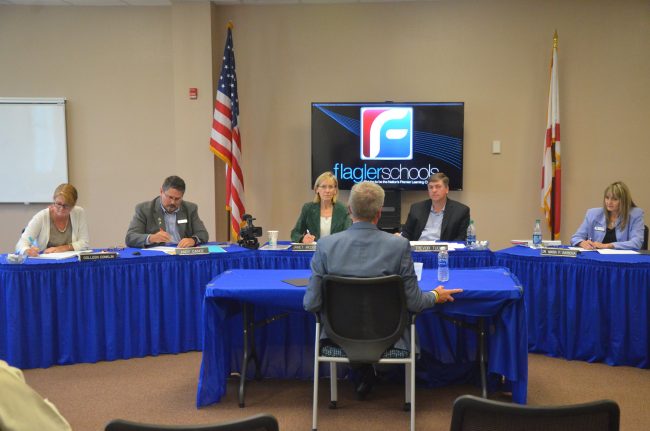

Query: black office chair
[[311, 275, 417, 431], [450, 395, 620, 431], [105, 414, 279, 431], [643, 225, 648, 250]]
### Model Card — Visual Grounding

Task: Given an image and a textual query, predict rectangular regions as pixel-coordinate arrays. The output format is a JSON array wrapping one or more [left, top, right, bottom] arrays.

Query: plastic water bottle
[[437, 248, 449, 282], [466, 219, 476, 248], [532, 219, 542, 248]]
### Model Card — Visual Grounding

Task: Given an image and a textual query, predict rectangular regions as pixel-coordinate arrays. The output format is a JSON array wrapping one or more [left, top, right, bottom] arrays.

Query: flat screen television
[[311, 102, 464, 190]]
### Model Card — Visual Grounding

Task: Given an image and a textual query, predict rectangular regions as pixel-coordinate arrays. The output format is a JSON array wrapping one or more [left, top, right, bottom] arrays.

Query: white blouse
[[320, 216, 332, 238]]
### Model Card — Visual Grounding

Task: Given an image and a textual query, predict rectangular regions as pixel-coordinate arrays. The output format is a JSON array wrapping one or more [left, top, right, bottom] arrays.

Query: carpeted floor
[[22, 352, 650, 431]]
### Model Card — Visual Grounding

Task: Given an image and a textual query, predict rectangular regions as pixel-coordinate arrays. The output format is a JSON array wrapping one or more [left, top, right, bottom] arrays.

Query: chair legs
[[312, 323, 320, 431], [329, 362, 338, 409], [312, 323, 417, 431]]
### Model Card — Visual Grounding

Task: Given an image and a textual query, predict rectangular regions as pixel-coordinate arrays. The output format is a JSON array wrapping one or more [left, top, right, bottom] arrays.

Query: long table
[[494, 246, 650, 368], [0, 246, 256, 369], [0, 245, 492, 370], [196, 268, 528, 407]]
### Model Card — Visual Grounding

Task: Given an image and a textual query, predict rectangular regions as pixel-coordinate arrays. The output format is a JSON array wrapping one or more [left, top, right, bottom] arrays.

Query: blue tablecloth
[[0, 246, 256, 369], [494, 246, 650, 368], [1, 246, 493, 369], [196, 268, 527, 407]]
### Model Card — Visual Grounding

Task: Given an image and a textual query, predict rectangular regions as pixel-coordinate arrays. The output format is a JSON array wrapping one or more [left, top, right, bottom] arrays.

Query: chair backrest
[[643, 224, 648, 250], [450, 395, 619, 431], [105, 413, 279, 431], [321, 274, 408, 363]]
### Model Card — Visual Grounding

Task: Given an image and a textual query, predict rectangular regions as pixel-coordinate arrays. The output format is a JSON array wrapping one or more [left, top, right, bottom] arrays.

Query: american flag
[[210, 24, 245, 239], [541, 31, 561, 240]]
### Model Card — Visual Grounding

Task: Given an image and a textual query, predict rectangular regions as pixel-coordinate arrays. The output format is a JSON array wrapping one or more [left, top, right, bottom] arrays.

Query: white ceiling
[[0, 0, 432, 6]]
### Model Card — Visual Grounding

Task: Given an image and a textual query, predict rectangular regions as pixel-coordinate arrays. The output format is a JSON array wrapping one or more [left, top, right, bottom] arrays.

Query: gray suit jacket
[[125, 196, 209, 248], [304, 222, 437, 349]]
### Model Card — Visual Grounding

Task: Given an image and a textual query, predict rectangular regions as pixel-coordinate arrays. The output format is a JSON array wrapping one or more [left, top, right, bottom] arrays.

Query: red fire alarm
[[189, 88, 198, 100]]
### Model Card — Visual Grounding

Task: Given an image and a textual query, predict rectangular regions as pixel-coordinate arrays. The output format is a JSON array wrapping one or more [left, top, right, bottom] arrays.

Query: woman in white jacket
[[16, 183, 90, 256]]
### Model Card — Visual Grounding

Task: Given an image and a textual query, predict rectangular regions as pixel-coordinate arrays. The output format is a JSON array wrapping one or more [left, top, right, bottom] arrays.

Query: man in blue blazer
[[304, 181, 462, 398], [401, 172, 470, 242], [125, 175, 209, 248]]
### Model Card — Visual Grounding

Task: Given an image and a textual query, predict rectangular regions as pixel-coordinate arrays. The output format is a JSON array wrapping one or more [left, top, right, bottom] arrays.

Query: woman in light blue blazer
[[571, 181, 645, 250]]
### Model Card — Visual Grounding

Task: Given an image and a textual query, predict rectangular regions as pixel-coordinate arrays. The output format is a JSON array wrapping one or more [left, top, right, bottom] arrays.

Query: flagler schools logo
[[360, 107, 413, 160]]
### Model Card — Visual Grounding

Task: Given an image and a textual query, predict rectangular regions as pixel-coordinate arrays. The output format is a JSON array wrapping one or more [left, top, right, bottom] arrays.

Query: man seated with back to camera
[[125, 175, 209, 248], [303, 181, 462, 399], [400, 172, 470, 242]]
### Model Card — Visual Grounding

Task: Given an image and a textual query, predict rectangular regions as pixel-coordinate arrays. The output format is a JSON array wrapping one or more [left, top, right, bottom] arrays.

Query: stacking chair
[[450, 395, 620, 431], [105, 413, 279, 431], [311, 274, 417, 431]]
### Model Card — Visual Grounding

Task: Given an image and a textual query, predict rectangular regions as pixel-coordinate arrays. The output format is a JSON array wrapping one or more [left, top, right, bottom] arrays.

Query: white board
[[0, 98, 68, 203]]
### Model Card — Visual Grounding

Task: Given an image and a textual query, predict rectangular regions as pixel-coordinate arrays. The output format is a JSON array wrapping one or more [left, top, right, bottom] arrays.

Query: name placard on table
[[540, 248, 580, 258], [79, 252, 118, 262], [411, 244, 448, 252], [176, 246, 209, 256], [291, 243, 317, 252]]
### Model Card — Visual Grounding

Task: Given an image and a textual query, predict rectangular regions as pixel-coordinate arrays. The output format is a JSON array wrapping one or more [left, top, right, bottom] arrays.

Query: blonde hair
[[603, 181, 635, 230], [312, 171, 339, 204], [53, 183, 78, 207]]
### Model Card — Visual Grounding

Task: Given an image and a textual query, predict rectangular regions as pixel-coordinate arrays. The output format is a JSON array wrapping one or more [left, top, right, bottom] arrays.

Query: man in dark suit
[[304, 181, 462, 399], [401, 172, 470, 242], [125, 175, 209, 248]]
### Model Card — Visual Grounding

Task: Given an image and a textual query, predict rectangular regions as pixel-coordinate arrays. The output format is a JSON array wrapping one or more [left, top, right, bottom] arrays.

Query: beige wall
[[212, 0, 649, 249], [0, 0, 648, 253], [0, 4, 215, 252]]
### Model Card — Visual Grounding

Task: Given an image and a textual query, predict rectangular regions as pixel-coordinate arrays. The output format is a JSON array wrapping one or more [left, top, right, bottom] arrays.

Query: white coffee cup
[[268, 230, 279, 248], [414, 262, 423, 281]]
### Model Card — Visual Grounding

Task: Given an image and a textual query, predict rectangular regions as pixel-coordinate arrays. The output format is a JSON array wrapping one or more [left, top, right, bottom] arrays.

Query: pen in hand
[[25, 236, 40, 257], [303, 229, 315, 244]]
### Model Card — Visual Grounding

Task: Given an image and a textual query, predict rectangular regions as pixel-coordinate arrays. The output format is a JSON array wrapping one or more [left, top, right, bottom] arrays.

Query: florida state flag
[[541, 31, 561, 240]]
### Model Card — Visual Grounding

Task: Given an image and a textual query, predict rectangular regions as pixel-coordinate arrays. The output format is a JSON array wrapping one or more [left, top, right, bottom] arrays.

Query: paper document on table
[[597, 249, 638, 255], [409, 241, 465, 250], [145, 246, 177, 254], [30, 250, 88, 260]]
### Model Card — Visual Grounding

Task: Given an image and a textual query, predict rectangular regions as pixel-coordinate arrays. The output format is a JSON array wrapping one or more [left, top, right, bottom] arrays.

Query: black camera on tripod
[[238, 214, 263, 249]]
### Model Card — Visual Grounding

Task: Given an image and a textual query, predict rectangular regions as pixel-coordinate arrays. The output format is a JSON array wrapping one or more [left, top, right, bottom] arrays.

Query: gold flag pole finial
[[553, 30, 558, 48], [227, 21, 234, 30]]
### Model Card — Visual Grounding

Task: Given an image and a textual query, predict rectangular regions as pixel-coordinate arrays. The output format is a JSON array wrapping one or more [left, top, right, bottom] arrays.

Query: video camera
[[238, 214, 263, 249]]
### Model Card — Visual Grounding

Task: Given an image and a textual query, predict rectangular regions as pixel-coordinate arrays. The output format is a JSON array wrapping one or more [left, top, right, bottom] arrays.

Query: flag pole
[[225, 19, 234, 243], [541, 29, 561, 241], [210, 21, 245, 244], [552, 30, 557, 240]]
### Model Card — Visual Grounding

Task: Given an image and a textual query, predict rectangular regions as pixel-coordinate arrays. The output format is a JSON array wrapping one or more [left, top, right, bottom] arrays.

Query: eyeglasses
[[53, 201, 72, 210], [163, 192, 183, 202]]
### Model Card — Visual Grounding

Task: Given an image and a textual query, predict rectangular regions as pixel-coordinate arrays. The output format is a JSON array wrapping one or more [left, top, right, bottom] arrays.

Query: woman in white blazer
[[16, 184, 90, 256], [571, 181, 645, 250]]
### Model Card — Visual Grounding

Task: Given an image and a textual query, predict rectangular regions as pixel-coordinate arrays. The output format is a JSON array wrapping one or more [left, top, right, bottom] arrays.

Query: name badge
[[178, 219, 188, 224], [594, 226, 605, 232]]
